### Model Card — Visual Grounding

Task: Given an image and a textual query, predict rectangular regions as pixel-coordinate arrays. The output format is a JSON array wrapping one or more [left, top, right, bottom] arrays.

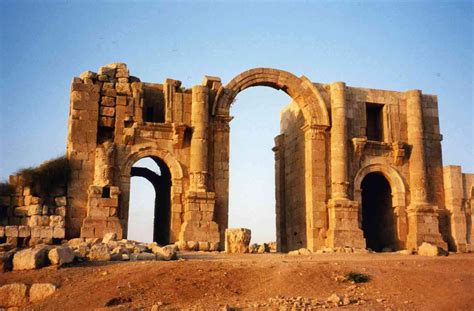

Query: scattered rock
[[29, 283, 57, 303], [327, 293, 341, 305], [48, 246, 75, 265], [0, 249, 15, 271], [130, 252, 156, 261], [397, 249, 414, 255], [13, 246, 49, 270], [288, 248, 312, 256], [187, 241, 199, 251], [418, 242, 448, 256], [198, 241, 210, 251], [152, 245, 177, 261], [0, 283, 29, 307], [102, 232, 117, 244], [88, 243, 111, 261], [175, 240, 188, 251]]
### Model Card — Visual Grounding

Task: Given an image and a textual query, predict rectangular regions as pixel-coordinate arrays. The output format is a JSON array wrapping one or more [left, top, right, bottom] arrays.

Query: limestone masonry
[[1, 63, 472, 253]]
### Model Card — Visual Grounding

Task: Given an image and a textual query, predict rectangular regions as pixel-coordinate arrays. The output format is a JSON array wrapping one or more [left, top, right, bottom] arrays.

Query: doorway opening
[[128, 156, 171, 245], [228, 87, 291, 246], [361, 172, 397, 251]]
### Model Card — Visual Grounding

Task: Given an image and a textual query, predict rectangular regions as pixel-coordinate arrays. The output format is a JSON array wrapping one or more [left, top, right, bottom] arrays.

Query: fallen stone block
[[88, 243, 111, 261], [29, 283, 57, 303], [152, 245, 177, 261], [102, 232, 117, 244], [225, 228, 251, 253], [0, 249, 15, 271], [130, 252, 156, 261], [13, 246, 49, 270], [0, 283, 28, 307], [418, 242, 448, 256], [48, 246, 75, 265]]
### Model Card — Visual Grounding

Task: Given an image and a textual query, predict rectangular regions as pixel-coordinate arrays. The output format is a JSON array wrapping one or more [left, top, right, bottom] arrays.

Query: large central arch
[[211, 68, 330, 251], [212, 68, 330, 127]]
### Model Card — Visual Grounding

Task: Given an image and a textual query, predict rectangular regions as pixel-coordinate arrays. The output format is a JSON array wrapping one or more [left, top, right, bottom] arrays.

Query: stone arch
[[118, 146, 184, 242], [212, 68, 330, 127], [122, 147, 183, 182], [211, 68, 330, 251], [354, 163, 408, 249]]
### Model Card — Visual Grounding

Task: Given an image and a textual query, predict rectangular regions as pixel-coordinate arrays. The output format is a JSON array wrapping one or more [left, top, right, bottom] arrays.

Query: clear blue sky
[[1, 0, 472, 243]]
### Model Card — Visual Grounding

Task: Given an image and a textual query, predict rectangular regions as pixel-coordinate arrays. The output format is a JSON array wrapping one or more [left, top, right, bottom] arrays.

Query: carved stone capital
[[172, 123, 187, 149], [301, 124, 328, 140], [352, 137, 367, 156], [214, 114, 233, 132], [391, 141, 407, 166], [190, 171, 208, 192]]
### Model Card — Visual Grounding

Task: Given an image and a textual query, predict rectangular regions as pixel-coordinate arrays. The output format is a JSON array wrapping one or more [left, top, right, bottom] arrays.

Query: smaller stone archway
[[119, 147, 184, 243], [354, 164, 408, 250]]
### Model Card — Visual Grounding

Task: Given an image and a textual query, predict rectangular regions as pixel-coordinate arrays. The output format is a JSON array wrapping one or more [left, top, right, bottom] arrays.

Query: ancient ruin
[[1, 63, 473, 253]]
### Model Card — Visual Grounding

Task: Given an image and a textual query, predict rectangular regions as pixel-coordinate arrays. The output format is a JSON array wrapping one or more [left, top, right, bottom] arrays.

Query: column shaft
[[190, 85, 209, 191], [406, 90, 428, 205], [330, 82, 349, 199]]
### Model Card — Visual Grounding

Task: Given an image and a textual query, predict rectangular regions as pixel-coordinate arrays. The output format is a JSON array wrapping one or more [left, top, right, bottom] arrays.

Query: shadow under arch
[[354, 163, 408, 250], [131, 157, 171, 245], [119, 147, 184, 243]]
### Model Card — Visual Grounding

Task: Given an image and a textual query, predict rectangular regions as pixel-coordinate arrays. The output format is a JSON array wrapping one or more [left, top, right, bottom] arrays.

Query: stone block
[[14, 206, 28, 217], [40, 227, 53, 239], [54, 196, 67, 206], [101, 88, 117, 97], [225, 228, 251, 254], [99, 116, 114, 127], [18, 226, 30, 238], [48, 246, 75, 265], [28, 204, 42, 216], [116, 95, 127, 106], [5, 226, 19, 237], [0, 283, 29, 307], [50, 215, 65, 228], [29, 283, 57, 303], [116, 82, 131, 95], [88, 243, 111, 261], [0, 226, 4, 237], [13, 246, 49, 270], [52, 227, 66, 239], [101, 96, 116, 107], [56, 206, 66, 217]]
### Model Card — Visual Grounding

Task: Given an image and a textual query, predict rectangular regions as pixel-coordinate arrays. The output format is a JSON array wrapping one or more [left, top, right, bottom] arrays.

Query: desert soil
[[1, 252, 473, 310]]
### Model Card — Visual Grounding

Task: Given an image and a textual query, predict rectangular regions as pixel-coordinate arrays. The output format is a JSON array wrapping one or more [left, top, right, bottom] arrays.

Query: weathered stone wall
[[276, 83, 470, 252], [2, 63, 466, 253], [0, 177, 67, 247], [278, 102, 306, 251], [443, 166, 474, 252]]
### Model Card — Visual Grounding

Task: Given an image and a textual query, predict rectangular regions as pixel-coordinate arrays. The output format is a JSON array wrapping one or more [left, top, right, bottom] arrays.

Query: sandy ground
[[1, 252, 473, 310]]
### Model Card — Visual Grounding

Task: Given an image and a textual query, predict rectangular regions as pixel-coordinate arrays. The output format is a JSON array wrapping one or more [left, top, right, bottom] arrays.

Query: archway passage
[[130, 157, 171, 245], [361, 173, 397, 252]]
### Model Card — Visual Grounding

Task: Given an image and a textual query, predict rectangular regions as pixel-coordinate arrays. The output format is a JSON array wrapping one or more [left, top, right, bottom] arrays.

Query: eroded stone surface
[[225, 228, 251, 254]]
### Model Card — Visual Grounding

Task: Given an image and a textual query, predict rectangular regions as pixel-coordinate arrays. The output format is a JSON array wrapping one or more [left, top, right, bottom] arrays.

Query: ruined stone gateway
[[3, 63, 473, 253]]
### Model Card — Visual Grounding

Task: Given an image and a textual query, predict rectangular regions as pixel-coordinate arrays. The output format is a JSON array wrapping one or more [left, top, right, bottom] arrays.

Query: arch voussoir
[[213, 67, 330, 127]]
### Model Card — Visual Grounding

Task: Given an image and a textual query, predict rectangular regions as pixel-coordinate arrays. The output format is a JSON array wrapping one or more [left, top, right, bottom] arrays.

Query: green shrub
[[345, 271, 370, 283], [14, 155, 70, 197]]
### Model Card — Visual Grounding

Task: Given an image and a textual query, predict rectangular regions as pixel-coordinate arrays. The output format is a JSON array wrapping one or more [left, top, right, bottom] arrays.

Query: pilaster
[[405, 89, 446, 249], [326, 82, 365, 249]]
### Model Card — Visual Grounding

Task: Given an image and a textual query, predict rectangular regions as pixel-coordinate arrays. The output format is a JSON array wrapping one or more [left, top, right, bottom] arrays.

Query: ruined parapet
[[0, 157, 69, 247], [443, 166, 474, 252]]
